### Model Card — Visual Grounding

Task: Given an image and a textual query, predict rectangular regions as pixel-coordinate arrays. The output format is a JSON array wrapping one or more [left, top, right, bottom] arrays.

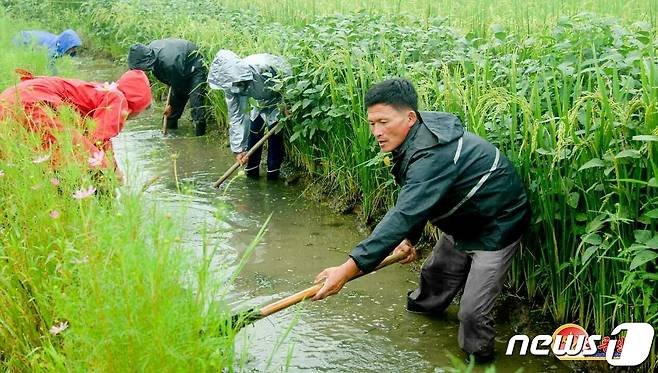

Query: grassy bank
[[4, 1, 656, 370], [0, 15, 246, 371]]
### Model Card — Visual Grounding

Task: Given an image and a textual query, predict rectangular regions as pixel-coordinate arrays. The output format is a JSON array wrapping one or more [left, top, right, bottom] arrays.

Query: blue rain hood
[[16, 29, 81, 58], [54, 29, 81, 57]]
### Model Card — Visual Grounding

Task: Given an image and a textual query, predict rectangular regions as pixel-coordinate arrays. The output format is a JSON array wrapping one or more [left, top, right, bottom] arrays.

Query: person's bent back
[[128, 38, 207, 135], [0, 69, 152, 169]]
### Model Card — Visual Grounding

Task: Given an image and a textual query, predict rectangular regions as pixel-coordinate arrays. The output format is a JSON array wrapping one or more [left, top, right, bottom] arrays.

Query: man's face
[[367, 103, 417, 152]]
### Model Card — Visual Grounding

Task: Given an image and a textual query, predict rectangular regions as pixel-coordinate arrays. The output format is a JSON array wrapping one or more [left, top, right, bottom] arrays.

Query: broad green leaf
[[632, 135, 658, 142], [638, 216, 652, 225], [634, 21, 652, 32], [490, 23, 505, 34], [629, 250, 658, 270], [295, 79, 310, 91], [578, 158, 604, 172], [291, 101, 302, 112], [490, 24, 506, 39], [586, 213, 606, 233], [634, 229, 652, 244], [644, 208, 658, 219], [628, 243, 651, 252], [614, 149, 641, 159], [582, 233, 602, 245], [567, 192, 579, 208], [536, 148, 553, 155], [582, 245, 598, 264], [646, 235, 658, 249]]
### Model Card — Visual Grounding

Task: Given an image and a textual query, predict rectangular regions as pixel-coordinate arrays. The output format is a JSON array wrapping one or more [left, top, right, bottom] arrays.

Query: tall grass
[[0, 15, 245, 370], [5, 1, 656, 370]]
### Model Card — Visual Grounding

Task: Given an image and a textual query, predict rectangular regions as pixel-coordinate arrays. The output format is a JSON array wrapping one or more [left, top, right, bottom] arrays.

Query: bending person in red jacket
[[0, 69, 152, 172]]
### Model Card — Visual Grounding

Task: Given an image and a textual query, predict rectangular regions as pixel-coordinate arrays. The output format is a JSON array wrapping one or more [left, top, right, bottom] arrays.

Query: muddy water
[[78, 58, 567, 372]]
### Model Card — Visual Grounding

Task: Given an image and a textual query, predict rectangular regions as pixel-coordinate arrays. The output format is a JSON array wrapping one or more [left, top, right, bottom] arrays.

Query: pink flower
[[50, 210, 60, 219], [88, 151, 105, 168], [49, 320, 69, 336], [73, 186, 96, 200], [95, 81, 119, 92], [32, 153, 51, 164], [50, 178, 60, 186]]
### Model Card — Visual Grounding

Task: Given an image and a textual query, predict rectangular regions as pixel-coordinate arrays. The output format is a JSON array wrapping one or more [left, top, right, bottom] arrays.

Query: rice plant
[[2, 0, 657, 370]]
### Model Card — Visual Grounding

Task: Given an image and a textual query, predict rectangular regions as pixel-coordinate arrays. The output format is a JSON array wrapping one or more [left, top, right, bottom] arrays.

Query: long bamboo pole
[[232, 251, 407, 328], [161, 86, 171, 135], [213, 120, 283, 188]]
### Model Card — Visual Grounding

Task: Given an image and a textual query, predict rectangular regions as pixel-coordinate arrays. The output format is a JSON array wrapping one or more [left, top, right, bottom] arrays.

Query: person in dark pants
[[312, 78, 531, 364], [246, 115, 285, 179], [207, 50, 291, 180], [128, 38, 207, 136]]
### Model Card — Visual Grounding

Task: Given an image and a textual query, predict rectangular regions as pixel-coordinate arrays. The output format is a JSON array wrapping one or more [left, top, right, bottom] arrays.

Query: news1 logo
[[506, 323, 655, 366]]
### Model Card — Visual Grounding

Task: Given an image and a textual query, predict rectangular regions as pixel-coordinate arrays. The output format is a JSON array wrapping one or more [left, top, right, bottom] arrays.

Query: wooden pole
[[161, 86, 171, 135], [256, 251, 407, 319], [212, 120, 283, 188]]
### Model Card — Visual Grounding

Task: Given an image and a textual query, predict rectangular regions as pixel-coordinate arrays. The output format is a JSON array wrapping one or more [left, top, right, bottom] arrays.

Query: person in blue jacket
[[15, 29, 82, 59]]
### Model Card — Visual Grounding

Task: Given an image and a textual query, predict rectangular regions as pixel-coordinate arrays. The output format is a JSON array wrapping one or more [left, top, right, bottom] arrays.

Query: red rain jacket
[[0, 69, 151, 168]]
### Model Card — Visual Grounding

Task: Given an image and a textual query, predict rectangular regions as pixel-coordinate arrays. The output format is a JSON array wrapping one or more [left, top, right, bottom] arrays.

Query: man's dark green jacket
[[350, 111, 531, 273], [128, 38, 204, 88]]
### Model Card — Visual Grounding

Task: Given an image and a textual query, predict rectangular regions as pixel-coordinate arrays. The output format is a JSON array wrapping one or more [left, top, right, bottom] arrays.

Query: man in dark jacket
[[128, 38, 207, 136], [312, 78, 531, 364]]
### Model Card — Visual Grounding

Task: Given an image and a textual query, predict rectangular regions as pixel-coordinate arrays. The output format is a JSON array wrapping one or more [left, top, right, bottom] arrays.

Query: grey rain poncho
[[208, 50, 291, 153]]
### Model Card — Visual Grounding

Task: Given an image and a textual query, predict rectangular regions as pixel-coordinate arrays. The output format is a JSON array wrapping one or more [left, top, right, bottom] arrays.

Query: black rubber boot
[[195, 121, 206, 136], [464, 347, 495, 365], [166, 118, 178, 130], [245, 166, 259, 179]]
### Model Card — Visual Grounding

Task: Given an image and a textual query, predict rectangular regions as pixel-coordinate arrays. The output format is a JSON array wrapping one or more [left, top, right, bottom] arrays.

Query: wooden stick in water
[[256, 251, 407, 319], [161, 86, 171, 135], [213, 120, 283, 188]]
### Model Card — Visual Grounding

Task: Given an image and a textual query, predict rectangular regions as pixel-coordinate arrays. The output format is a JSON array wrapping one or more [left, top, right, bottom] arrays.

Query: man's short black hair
[[364, 78, 418, 112]]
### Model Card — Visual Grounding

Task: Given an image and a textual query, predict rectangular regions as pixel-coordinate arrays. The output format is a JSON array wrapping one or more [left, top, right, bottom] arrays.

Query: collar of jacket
[[391, 111, 465, 180], [391, 119, 422, 180]]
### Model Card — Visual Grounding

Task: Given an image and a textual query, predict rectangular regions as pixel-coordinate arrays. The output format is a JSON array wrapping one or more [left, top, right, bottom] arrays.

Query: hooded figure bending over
[[208, 50, 291, 180], [0, 69, 152, 172], [128, 38, 207, 136], [14, 29, 82, 59]]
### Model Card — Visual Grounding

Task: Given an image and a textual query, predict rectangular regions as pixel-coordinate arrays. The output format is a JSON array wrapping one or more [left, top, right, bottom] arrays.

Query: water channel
[[78, 57, 568, 372]]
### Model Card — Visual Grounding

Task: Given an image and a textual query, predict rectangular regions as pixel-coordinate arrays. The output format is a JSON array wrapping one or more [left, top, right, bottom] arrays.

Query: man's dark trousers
[[407, 233, 520, 357]]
